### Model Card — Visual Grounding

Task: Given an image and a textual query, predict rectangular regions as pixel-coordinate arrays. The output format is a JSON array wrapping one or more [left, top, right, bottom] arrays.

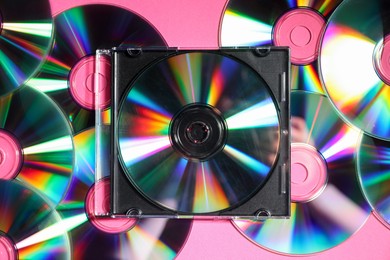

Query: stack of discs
[[220, 0, 342, 94], [0, 0, 53, 96], [33, 4, 193, 259], [27, 4, 167, 134], [56, 127, 192, 259], [320, 0, 390, 140], [234, 91, 370, 255], [0, 2, 195, 258], [320, 0, 390, 229]]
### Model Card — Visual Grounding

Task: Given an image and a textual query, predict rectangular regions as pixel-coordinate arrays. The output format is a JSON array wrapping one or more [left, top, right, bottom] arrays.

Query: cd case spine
[[94, 47, 291, 220]]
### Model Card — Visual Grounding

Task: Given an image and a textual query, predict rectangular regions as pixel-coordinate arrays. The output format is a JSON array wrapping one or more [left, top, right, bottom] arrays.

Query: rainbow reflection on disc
[[234, 91, 370, 255], [290, 63, 324, 94], [220, 0, 341, 65], [59, 127, 97, 209], [220, 0, 340, 92], [26, 4, 167, 134], [0, 0, 53, 96], [58, 127, 110, 209], [117, 52, 280, 214], [56, 129, 192, 259], [58, 207, 192, 260], [0, 86, 74, 206], [0, 180, 71, 259], [320, 0, 390, 140], [358, 135, 390, 226]]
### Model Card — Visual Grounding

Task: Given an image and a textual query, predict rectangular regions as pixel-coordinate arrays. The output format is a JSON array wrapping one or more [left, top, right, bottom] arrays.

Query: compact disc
[[27, 4, 167, 134], [56, 128, 192, 259], [320, 0, 390, 140], [220, 0, 342, 64], [220, 0, 340, 93], [117, 52, 280, 214], [234, 91, 370, 255], [0, 180, 71, 259], [358, 135, 390, 227], [0, 86, 73, 206], [0, 0, 53, 96]]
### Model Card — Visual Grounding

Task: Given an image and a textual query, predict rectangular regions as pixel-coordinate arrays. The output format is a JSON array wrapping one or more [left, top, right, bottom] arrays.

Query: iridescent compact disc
[[117, 52, 280, 214], [0, 180, 71, 259], [220, 0, 341, 93], [56, 128, 192, 259], [27, 4, 167, 134], [358, 135, 390, 227], [0, 86, 74, 206], [320, 0, 390, 140], [234, 91, 370, 255], [0, 0, 53, 96]]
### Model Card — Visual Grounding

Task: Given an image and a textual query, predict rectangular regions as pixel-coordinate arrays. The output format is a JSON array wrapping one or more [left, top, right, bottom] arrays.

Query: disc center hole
[[86, 72, 106, 93], [290, 26, 311, 47], [186, 121, 210, 144]]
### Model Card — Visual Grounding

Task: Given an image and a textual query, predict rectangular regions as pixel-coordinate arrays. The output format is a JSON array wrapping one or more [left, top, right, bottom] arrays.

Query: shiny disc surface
[[320, 0, 390, 140], [0, 180, 71, 259], [57, 128, 192, 260], [27, 4, 167, 134], [0, 0, 53, 96], [0, 86, 74, 206], [220, 0, 340, 46], [220, 0, 341, 92], [117, 52, 280, 214], [358, 135, 390, 226]]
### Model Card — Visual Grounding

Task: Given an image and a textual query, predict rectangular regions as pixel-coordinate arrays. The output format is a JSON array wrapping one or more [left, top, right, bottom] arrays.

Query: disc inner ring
[[85, 178, 137, 233], [273, 8, 325, 65], [374, 34, 390, 85], [291, 143, 328, 202], [0, 130, 23, 180], [0, 234, 16, 260], [169, 103, 227, 161], [69, 55, 111, 110]]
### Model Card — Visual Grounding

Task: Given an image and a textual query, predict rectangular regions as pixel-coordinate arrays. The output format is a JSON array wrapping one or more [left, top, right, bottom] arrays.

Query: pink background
[[50, 0, 390, 258]]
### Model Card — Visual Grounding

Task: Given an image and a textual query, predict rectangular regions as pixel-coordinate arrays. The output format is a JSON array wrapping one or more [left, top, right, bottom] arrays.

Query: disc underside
[[234, 91, 370, 255]]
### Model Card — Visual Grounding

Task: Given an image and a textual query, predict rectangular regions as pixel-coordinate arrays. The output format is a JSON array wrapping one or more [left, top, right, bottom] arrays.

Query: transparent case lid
[[94, 47, 291, 220]]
